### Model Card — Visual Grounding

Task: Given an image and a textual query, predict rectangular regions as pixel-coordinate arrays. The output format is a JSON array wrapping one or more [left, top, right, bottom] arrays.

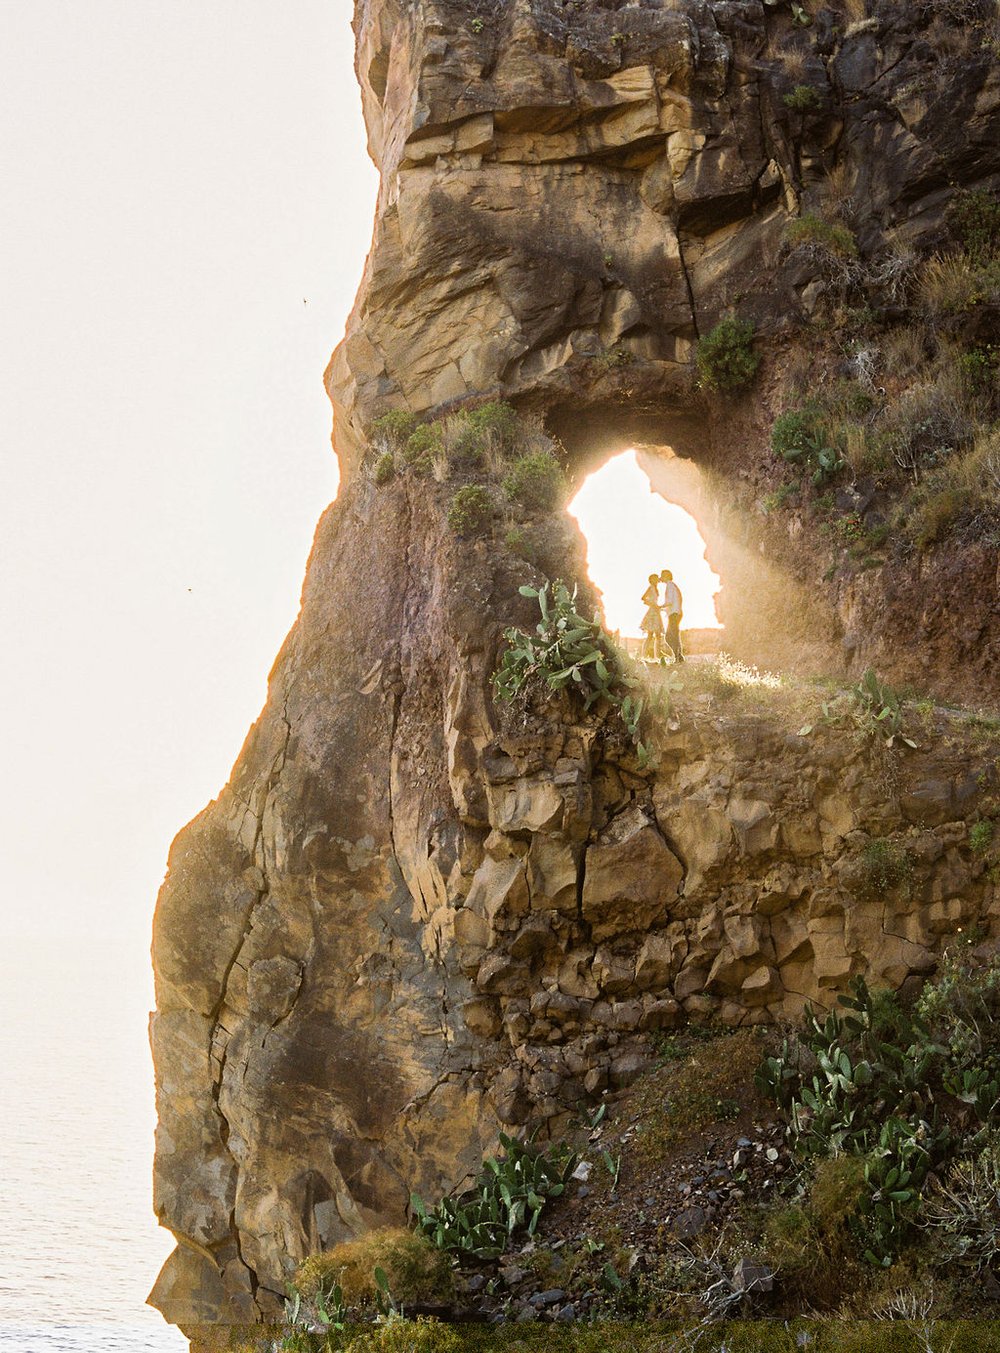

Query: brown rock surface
[[150, 0, 1000, 1331]]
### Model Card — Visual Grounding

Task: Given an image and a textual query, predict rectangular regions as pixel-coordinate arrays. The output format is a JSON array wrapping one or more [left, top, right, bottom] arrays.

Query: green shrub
[[370, 410, 418, 449], [915, 944, 1000, 1121], [403, 423, 444, 475], [446, 484, 492, 535], [785, 213, 859, 259], [695, 316, 759, 392], [464, 399, 522, 453], [412, 1132, 576, 1258], [784, 84, 824, 112], [294, 1228, 454, 1310], [373, 452, 395, 486], [502, 450, 567, 512], [958, 344, 1000, 400]]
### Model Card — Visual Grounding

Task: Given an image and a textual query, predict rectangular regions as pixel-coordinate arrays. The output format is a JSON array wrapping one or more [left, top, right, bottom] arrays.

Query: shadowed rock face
[[150, 0, 1000, 1331]]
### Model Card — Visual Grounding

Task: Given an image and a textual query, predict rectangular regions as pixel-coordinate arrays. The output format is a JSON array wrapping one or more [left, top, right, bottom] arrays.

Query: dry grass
[[634, 1028, 765, 1159], [822, 162, 856, 221], [764, 37, 809, 80], [842, 422, 891, 476], [919, 249, 1000, 318], [836, 0, 869, 20], [878, 360, 978, 478], [882, 325, 928, 382], [902, 424, 1000, 548], [761, 1156, 868, 1311], [294, 1227, 455, 1308]]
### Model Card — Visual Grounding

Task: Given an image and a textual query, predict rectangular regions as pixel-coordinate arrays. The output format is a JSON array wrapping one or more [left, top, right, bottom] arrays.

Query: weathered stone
[[732, 1258, 774, 1294], [582, 805, 683, 941], [634, 934, 677, 991]]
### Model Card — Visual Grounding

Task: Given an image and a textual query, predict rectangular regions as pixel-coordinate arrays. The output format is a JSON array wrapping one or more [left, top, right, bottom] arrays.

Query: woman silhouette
[[639, 573, 663, 659]]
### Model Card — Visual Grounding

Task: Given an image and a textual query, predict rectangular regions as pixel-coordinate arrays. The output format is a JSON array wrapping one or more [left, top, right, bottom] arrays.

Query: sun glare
[[568, 449, 722, 635]]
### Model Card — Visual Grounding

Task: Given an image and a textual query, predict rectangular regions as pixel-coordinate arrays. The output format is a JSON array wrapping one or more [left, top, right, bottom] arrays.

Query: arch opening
[[568, 448, 723, 658]]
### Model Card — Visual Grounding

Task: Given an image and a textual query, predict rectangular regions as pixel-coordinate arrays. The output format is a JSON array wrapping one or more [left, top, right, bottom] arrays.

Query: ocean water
[[0, 939, 187, 1353]]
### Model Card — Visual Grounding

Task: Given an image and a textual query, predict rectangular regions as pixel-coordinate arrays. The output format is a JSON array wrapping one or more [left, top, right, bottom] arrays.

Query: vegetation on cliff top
[[368, 401, 568, 542], [492, 579, 651, 760]]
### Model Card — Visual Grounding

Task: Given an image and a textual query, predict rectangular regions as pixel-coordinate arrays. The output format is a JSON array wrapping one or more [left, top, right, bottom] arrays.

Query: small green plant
[[858, 837, 913, 898], [771, 406, 845, 485], [411, 1132, 577, 1258], [493, 580, 650, 760], [373, 452, 395, 486], [446, 484, 492, 535], [785, 213, 859, 259], [847, 668, 915, 746], [784, 84, 824, 112], [502, 450, 566, 513], [970, 818, 995, 852], [504, 525, 535, 563], [803, 669, 916, 747], [601, 1149, 622, 1191], [762, 481, 800, 513], [469, 16, 484, 32], [597, 342, 633, 368], [695, 316, 759, 392]]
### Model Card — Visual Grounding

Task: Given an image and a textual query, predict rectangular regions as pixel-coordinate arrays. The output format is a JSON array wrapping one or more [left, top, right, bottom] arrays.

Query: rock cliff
[[150, 0, 1000, 1331]]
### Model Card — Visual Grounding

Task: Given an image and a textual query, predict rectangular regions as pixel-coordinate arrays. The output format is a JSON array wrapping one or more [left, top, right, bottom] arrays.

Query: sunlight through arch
[[568, 449, 721, 638]]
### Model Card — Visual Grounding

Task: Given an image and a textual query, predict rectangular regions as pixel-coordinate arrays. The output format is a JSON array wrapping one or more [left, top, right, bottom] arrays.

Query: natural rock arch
[[150, 0, 1000, 1333]]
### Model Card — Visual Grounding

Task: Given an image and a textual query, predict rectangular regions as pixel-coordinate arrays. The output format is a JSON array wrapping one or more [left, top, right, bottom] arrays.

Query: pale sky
[[1, 3, 376, 946], [0, 4, 716, 954], [569, 451, 721, 635]]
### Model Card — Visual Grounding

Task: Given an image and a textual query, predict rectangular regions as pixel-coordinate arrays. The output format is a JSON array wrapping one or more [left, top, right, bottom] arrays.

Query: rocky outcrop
[[150, 471, 1000, 1329], [151, 0, 1000, 1331]]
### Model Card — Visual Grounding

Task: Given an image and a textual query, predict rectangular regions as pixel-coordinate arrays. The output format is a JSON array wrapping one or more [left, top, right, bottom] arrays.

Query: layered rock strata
[[151, 0, 1000, 1330]]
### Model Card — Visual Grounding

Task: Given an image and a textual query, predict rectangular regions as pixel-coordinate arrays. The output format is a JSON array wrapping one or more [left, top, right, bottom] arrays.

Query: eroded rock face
[[150, 472, 1000, 1329], [151, 0, 1000, 1330]]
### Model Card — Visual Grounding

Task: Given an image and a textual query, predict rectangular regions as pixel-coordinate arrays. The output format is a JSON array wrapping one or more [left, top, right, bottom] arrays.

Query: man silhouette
[[660, 569, 684, 663]]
